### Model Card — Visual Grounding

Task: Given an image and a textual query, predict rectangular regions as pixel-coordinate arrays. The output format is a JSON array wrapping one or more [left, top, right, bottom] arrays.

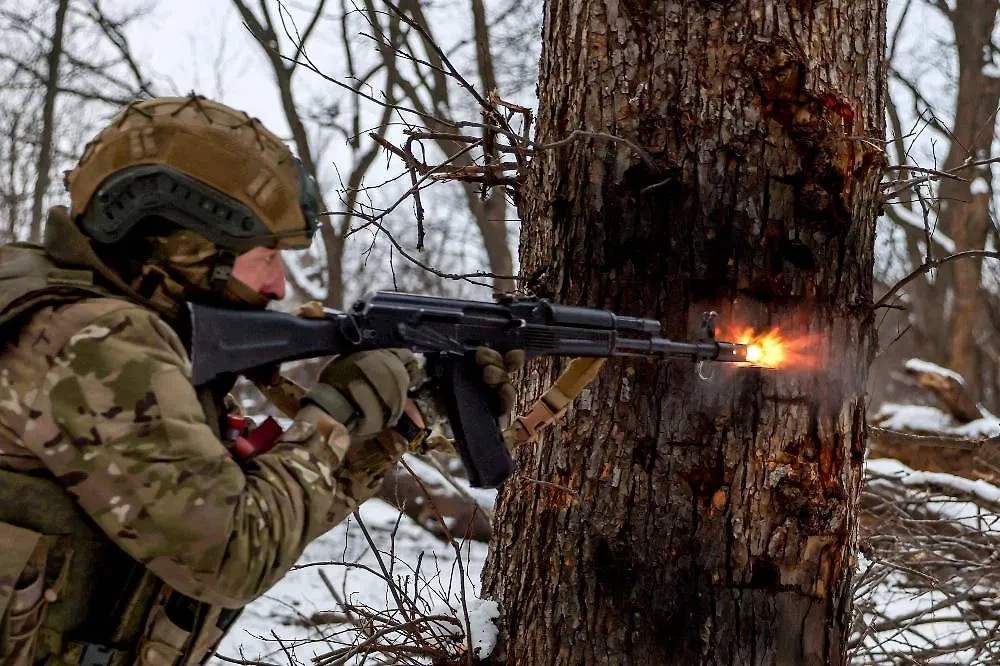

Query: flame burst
[[727, 326, 817, 370]]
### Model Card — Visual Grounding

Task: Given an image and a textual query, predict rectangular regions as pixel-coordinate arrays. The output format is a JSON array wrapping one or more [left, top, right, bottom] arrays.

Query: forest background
[[3, 0, 1000, 663]]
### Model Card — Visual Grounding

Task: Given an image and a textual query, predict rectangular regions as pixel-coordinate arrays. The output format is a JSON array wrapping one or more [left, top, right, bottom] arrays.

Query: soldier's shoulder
[[57, 295, 138, 329], [58, 297, 188, 367]]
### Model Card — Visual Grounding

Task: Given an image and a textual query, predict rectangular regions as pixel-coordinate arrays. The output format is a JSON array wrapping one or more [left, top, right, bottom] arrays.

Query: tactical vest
[[0, 244, 235, 666]]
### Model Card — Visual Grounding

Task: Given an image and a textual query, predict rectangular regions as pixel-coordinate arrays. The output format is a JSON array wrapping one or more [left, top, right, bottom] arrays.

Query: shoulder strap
[[507, 357, 607, 445], [0, 244, 111, 335]]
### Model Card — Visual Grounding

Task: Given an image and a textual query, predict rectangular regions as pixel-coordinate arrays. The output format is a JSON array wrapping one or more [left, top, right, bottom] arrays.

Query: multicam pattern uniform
[[0, 295, 405, 609]]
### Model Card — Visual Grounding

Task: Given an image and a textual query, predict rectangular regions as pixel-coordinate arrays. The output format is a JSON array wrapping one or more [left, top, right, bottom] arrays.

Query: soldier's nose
[[264, 261, 287, 300]]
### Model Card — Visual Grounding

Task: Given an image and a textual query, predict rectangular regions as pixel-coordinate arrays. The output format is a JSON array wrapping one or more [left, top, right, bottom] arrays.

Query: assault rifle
[[188, 292, 749, 487]]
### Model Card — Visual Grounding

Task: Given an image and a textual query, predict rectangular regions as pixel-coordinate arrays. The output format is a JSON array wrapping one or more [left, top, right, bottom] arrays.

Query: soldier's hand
[[475, 346, 525, 413], [303, 349, 423, 438]]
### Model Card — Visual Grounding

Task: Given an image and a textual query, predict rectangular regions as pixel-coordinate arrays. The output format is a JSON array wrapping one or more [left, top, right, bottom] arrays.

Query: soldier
[[0, 96, 521, 666]]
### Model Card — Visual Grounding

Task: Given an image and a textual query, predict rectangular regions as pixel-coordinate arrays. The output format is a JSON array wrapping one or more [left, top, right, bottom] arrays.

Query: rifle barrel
[[616, 337, 748, 362]]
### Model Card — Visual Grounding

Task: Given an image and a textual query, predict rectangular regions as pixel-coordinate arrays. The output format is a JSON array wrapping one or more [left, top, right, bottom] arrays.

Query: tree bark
[[28, 0, 70, 243], [485, 2, 885, 665]]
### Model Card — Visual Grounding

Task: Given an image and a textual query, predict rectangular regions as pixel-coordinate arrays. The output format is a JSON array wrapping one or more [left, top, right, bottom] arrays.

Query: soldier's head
[[64, 95, 320, 309]]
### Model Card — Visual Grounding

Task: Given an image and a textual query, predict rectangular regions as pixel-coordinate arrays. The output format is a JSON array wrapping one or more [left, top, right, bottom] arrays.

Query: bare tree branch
[[28, 0, 70, 243]]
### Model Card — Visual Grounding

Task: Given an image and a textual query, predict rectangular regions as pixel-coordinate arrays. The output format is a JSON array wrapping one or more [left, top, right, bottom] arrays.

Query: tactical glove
[[303, 346, 524, 446], [303, 349, 422, 438], [412, 347, 525, 455], [475, 347, 525, 413]]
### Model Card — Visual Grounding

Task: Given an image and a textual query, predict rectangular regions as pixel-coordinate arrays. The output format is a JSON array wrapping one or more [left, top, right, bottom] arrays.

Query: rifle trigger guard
[[340, 316, 363, 345]]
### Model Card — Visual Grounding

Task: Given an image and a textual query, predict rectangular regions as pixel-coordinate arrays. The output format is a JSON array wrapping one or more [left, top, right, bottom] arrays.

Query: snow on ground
[[215, 495, 496, 665], [215, 454, 1000, 665], [858, 457, 1000, 664], [855, 566, 996, 664]]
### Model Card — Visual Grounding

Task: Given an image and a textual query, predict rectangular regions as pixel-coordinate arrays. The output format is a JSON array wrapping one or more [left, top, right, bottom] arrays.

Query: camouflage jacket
[[0, 208, 406, 664]]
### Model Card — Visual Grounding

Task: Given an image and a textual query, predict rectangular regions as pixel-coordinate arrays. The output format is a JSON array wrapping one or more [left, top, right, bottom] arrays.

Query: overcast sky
[[135, 1, 297, 134]]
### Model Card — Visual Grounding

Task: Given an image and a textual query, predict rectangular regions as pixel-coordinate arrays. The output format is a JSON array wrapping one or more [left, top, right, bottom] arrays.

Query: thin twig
[[874, 250, 1000, 309]]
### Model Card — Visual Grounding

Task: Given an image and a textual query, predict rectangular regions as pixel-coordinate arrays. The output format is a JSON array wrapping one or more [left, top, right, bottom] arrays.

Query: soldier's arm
[[24, 304, 404, 608]]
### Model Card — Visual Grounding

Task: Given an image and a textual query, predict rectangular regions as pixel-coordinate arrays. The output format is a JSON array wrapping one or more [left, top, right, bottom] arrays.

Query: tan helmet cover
[[66, 95, 314, 250]]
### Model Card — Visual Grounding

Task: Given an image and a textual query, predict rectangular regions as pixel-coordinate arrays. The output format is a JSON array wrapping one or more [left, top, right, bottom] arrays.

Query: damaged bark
[[485, 2, 885, 665]]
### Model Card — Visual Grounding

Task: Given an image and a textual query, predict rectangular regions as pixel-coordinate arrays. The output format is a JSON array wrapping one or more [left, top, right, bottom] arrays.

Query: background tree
[[485, 1, 886, 664], [874, 1, 1000, 413], [231, 0, 537, 307], [0, 0, 154, 242], [29, 0, 70, 243]]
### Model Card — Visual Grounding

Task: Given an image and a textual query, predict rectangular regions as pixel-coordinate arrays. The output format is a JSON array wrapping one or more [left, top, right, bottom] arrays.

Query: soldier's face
[[232, 247, 287, 300]]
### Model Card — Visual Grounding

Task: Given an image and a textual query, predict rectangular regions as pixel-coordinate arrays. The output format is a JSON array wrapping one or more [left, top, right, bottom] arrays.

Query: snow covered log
[[377, 466, 492, 542], [903, 358, 982, 422], [868, 359, 1000, 480], [869, 427, 1000, 484]]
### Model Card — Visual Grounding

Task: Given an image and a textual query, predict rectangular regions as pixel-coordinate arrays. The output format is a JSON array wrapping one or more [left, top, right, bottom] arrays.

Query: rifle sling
[[509, 357, 606, 445]]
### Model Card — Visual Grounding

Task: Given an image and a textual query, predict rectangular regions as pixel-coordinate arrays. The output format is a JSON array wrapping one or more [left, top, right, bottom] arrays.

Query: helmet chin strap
[[210, 249, 237, 294], [129, 246, 270, 315], [213, 248, 270, 309], [220, 275, 271, 310], [131, 263, 186, 319]]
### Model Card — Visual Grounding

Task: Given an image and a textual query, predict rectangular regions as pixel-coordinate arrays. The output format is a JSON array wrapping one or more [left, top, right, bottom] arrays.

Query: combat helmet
[[65, 95, 320, 253]]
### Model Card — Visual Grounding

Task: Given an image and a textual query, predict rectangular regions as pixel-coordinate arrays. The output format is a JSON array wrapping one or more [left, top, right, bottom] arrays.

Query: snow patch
[[867, 458, 1000, 506], [904, 357, 965, 384], [466, 597, 501, 657], [873, 403, 1000, 438], [970, 176, 991, 195], [216, 498, 492, 665], [874, 404, 953, 433], [431, 595, 501, 659]]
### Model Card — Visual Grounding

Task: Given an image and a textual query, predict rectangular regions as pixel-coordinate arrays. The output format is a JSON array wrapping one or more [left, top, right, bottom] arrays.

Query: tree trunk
[[468, 0, 514, 294], [231, 0, 346, 308], [28, 0, 70, 243], [937, 1, 1000, 396], [464, 187, 514, 294], [485, 2, 885, 665]]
